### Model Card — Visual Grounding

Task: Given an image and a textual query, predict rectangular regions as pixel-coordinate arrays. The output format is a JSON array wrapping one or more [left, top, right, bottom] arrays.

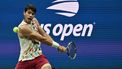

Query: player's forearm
[[37, 26, 53, 44], [31, 18, 65, 50], [30, 32, 53, 46], [30, 32, 60, 49], [38, 27, 46, 36]]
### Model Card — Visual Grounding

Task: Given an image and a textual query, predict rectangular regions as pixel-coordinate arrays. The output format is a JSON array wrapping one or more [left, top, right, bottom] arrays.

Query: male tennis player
[[15, 4, 66, 69]]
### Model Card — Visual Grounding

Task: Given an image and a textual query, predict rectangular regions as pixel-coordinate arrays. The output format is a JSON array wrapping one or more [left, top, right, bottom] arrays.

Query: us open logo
[[46, 0, 79, 17], [42, 0, 94, 41]]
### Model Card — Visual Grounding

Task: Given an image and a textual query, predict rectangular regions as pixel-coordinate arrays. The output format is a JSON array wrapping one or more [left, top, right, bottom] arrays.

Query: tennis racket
[[66, 41, 77, 60]]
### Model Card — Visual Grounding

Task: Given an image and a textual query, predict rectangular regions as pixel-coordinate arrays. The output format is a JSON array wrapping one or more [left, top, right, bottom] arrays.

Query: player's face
[[24, 9, 35, 23]]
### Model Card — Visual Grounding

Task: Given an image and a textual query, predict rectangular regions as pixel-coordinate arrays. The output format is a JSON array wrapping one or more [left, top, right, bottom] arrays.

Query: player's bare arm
[[19, 24, 66, 52], [32, 18, 53, 41], [32, 18, 66, 52]]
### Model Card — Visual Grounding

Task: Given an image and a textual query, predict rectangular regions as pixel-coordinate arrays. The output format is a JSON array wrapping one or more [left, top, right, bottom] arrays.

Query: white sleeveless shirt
[[18, 20, 42, 61]]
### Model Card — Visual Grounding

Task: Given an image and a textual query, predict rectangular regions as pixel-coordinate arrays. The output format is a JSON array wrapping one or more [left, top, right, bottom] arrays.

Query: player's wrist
[[52, 41, 60, 48]]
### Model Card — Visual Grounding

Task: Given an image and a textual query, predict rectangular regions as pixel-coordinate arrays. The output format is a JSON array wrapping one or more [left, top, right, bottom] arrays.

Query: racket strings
[[67, 42, 77, 59]]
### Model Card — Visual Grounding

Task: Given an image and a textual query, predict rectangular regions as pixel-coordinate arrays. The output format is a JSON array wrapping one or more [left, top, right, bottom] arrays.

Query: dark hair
[[24, 4, 36, 13]]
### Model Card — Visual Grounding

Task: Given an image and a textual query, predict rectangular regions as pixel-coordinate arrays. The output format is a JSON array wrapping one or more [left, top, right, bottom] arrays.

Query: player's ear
[[23, 11, 25, 16]]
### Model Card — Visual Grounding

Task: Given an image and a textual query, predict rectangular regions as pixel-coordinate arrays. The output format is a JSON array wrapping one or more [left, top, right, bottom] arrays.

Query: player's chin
[[27, 19, 32, 23]]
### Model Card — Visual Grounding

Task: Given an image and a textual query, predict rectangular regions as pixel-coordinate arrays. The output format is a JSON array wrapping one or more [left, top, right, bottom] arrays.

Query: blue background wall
[[0, 0, 122, 69]]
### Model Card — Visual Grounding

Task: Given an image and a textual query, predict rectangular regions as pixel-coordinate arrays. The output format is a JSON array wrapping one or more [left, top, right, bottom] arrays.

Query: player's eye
[[28, 11, 34, 15], [32, 13, 35, 15], [28, 11, 31, 14]]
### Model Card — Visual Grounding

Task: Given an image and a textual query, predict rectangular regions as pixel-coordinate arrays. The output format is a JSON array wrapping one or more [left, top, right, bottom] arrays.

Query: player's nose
[[29, 14, 32, 17]]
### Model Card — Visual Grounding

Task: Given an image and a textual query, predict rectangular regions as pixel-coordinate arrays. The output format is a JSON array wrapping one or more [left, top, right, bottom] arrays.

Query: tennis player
[[15, 4, 66, 69]]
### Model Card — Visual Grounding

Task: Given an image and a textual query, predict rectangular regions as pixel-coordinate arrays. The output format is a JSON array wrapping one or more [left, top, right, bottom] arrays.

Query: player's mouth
[[25, 18, 33, 23], [28, 18, 32, 21]]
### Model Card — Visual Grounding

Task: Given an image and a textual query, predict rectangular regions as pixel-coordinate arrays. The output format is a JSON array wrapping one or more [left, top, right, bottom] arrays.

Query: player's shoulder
[[18, 20, 30, 33], [18, 20, 27, 27]]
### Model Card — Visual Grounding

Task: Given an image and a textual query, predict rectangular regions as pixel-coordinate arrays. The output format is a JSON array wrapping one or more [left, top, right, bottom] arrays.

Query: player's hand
[[57, 46, 67, 53]]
